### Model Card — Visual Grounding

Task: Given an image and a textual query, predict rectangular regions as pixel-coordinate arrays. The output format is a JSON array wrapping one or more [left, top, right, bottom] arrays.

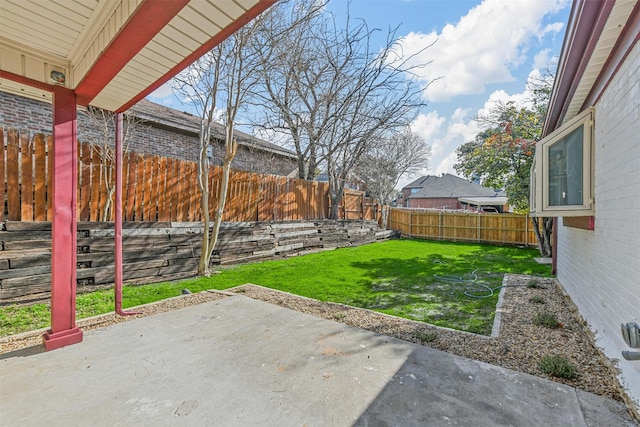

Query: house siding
[[556, 42, 640, 409], [407, 198, 460, 209], [0, 91, 296, 176]]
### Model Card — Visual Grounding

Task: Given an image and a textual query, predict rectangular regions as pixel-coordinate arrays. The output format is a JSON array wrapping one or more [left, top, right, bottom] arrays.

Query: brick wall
[[556, 43, 640, 409], [407, 197, 460, 209], [0, 91, 296, 176]]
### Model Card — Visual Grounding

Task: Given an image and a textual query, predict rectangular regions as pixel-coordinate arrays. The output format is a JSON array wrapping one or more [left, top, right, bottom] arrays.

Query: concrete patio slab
[[0, 295, 635, 426]]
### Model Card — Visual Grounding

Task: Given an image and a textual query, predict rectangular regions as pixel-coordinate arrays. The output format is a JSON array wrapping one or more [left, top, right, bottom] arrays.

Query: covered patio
[[0, 0, 276, 350]]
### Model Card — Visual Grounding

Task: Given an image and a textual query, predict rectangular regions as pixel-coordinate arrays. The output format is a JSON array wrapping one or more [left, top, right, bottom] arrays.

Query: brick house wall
[[556, 43, 640, 408], [0, 91, 296, 176], [406, 197, 460, 209]]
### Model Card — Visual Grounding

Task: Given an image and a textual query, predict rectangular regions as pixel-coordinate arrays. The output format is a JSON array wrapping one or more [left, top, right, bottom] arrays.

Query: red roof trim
[[542, 0, 615, 136], [116, 0, 278, 112], [75, 0, 190, 107], [581, 2, 640, 110], [0, 70, 57, 93]]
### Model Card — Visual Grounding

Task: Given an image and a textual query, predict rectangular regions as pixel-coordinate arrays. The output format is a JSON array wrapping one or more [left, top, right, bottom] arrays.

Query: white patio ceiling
[[0, 0, 276, 112]]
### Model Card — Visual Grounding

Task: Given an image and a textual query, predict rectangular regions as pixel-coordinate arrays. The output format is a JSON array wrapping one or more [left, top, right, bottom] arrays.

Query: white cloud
[[434, 151, 459, 176], [395, 0, 567, 101], [148, 82, 173, 99]]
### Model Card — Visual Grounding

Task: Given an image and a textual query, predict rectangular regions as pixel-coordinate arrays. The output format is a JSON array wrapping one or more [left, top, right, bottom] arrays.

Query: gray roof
[[131, 99, 296, 159], [405, 174, 505, 198]]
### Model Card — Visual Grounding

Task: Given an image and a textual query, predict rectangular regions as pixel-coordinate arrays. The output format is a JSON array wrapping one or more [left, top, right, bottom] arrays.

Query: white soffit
[[562, 0, 637, 123], [0, 0, 268, 111]]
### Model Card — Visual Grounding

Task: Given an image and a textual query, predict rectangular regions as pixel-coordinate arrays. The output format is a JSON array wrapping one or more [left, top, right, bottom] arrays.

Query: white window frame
[[531, 107, 594, 217]]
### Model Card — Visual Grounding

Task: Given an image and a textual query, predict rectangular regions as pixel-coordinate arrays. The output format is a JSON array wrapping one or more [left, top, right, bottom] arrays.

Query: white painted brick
[[557, 42, 640, 409]]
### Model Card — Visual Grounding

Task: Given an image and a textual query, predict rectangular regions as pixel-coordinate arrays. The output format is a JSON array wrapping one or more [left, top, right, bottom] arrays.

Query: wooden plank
[[20, 133, 34, 221], [172, 159, 183, 221], [34, 134, 47, 221], [89, 145, 101, 221], [6, 129, 20, 221], [79, 142, 91, 221], [4, 220, 51, 231], [0, 127, 5, 222], [0, 282, 51, 298], [1, 272, 51, 289], [143, 155, 153, 221], [3, 239, 51, 250], [189, 161, 199, 221], [46, 136, 53, 221], [2, 251, 51, 268], [134, 153, 145, 221], [169, 158, 179, 221], [150, 155, 160, 222], [0, 264, 51, 280], [157, 157, 168, 221], [125, 152, 137, 221], [0, 230, 52, 241]]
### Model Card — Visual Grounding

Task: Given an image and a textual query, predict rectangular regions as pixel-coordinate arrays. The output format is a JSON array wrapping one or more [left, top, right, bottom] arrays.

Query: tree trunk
[[532, 216, 553, 257]]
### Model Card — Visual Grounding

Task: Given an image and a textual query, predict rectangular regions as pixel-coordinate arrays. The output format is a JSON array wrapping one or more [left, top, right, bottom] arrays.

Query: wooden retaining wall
[[0, 220, 395, 300]]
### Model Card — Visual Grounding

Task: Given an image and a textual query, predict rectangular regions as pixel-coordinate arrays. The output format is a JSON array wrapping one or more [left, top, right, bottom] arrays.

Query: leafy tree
[[454, 75, 554, 256]]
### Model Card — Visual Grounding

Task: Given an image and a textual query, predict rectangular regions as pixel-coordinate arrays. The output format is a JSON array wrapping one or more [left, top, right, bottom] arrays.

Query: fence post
[[525, 214, 529, 246]]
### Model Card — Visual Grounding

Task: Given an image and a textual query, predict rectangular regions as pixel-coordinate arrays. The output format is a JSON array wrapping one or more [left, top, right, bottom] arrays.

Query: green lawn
[[0, 239, 552, 337]]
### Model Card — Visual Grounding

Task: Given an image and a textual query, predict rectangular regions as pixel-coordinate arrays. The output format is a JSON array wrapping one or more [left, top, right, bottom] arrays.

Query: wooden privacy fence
[[1, 128, 377, 223], [387, 207, 539, 247]]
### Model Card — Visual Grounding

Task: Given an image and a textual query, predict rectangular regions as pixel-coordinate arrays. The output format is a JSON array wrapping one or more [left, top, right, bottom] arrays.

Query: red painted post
[[115, 113, 124, 313], [43, 86, 83, 350]]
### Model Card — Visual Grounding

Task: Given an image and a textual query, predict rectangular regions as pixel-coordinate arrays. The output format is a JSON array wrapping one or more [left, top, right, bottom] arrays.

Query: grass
[[0, 239, 551, 337], [539, 355, 577, 379]]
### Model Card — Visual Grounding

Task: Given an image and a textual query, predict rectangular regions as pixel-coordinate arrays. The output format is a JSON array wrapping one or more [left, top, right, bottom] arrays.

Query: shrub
[[533, 312, 560, 328], [530, 296, 545, 304], [539, 355, 577, 379]]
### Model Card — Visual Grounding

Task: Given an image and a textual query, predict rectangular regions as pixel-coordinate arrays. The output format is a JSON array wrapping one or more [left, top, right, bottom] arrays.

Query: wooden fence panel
[[387, 207, 538, 247], [2, 128, 377, 224]]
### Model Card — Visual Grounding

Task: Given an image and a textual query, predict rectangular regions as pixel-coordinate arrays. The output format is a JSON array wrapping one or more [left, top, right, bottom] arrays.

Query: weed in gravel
[[539, 355, 577, 379], [530, 296, 546, 304], [334, 313, 346, 321], [533, 312, 560, 328], [527, 279, 544, 289], [413, 331, 438, 343]]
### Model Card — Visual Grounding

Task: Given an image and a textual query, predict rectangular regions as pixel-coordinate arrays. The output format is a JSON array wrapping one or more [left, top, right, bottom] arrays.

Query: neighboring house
[[530, 0, 639, 414], [0, 91, 297, 176], [401, 174, 507, 211]]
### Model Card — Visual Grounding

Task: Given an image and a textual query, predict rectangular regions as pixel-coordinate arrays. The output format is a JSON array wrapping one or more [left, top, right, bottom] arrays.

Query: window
[[531, 107, 594, 217]]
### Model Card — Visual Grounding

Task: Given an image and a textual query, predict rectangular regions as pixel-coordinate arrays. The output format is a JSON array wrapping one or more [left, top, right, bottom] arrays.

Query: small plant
[[533, 312, 560, 328], [333, 313, 346, 321], [527, 280, 543, 289], [413, 331, 438, 343], [530, 296, 545, 304], [539, 355, 577, 379]]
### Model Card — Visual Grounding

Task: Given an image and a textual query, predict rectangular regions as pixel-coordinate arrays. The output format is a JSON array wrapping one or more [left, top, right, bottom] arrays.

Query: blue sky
[[149, 0, 571, 188]]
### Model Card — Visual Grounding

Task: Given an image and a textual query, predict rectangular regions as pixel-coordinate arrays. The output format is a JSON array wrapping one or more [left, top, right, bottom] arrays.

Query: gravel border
[[1, 274, 637, 421]]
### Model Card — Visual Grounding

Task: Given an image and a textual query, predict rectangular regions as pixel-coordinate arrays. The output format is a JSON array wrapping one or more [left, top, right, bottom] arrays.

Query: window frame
[[531, 107, 594, 217]]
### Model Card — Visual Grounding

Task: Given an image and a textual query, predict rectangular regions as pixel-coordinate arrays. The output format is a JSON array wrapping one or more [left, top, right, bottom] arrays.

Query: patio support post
[[43, 86, 83, 350]]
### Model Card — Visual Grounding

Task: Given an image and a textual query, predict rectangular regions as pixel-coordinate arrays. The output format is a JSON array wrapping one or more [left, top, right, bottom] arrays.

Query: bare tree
[[173, 22, 263, 276], [359, 127, 431, 228], [79, 107, 143, 221], [252, 2, 433, 218]]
